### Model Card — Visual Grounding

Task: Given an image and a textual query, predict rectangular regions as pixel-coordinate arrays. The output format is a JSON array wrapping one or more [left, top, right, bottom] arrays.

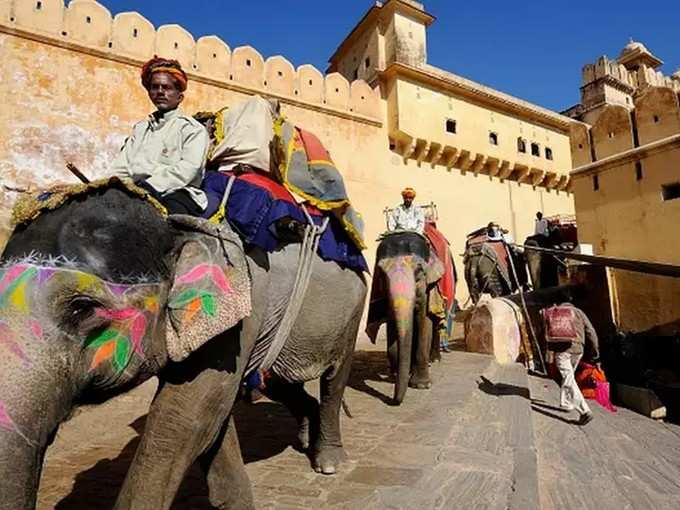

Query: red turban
[[141, 56, 188, 92]]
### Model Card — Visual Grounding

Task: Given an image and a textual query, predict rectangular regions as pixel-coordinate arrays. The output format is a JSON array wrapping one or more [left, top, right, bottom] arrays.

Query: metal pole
[[518, 244, 680, 278]]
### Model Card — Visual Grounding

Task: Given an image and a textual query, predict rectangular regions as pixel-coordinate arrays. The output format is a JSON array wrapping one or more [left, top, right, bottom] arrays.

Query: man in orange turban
[[111, 57, 209, 215], [387, 187, 425, 234]]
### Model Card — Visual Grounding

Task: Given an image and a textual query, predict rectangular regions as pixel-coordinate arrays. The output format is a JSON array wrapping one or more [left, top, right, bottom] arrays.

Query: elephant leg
[[199, 415, 255, 510], [409, 308, 433, 390], [115, 336, 252, 510], [262, 379, 320, 451], [313, 319, 359, 475], [386, 320, 398, 377]]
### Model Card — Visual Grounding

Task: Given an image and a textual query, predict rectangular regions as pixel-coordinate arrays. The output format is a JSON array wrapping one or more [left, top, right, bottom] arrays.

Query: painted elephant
[[463, 233, 521, 304], [0, 181, 366, 509], [366, 231, 444, 404]]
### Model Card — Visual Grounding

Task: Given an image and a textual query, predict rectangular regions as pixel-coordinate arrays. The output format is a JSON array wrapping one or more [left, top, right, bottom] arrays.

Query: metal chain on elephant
[[259, 205, 330, 373]]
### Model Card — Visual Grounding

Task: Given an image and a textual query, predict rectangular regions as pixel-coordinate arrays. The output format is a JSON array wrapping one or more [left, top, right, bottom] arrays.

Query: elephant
[[463, 231, 521, 304], [0, 181, 367, 509], [366, 231, 444, 404]]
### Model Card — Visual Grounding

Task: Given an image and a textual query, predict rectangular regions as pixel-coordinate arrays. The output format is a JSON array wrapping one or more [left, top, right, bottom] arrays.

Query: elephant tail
[[341, 397, 353, 419]]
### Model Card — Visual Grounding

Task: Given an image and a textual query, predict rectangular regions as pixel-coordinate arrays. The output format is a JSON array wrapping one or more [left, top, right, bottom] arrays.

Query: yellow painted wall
[[571, 89, 680, 334], [394, 79, 572, 175]]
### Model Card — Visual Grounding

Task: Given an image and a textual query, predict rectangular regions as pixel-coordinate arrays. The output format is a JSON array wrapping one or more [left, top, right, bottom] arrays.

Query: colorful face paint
[[0, 262, 162, 376]]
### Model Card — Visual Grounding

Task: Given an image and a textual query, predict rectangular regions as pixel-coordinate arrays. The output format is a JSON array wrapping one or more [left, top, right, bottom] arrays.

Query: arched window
[[531, 143, 540, 156], [545, 147, 553, 160], [489, 132, 498, 145], [517, 137, 526, 153]]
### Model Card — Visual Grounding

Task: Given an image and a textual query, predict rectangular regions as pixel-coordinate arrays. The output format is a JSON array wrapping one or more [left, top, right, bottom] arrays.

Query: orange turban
[[141, 56, 188, 92], [401, 187, 416, 199]]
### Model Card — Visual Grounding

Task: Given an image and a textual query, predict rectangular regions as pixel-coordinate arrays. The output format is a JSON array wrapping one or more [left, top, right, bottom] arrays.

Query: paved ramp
[[36, 340, 680, 509]]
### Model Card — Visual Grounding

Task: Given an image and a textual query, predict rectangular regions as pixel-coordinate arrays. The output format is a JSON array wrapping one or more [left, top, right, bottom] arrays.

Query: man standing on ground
[[542, 294, 599, 425], [387, 187, 425, 234], [112, 57, 209, 215]]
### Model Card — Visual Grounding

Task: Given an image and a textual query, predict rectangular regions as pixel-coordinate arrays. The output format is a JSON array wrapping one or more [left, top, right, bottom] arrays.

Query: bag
[[541, 305, 578, 344]]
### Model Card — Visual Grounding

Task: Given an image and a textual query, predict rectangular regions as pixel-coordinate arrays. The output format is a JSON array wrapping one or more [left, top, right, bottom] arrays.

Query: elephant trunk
[[0, 436, 45, 510], [385, 265, 417, 405], [0, 345, 75, 509]]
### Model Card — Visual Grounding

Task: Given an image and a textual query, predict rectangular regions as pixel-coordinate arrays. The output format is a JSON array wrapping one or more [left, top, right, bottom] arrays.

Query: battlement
[[570, 85, 680, 169], [582, 56, 680, 94], [0, 0, 381, 121]]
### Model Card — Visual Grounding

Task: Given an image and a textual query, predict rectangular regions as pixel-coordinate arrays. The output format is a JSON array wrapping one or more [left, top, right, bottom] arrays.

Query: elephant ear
[[425, 251, 444, 286], [165, 220, 251, 362]]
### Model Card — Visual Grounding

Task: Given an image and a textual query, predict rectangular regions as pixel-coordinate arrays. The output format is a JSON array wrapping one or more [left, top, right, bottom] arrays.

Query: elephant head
[[0, 183, 250, 509], [369, 232, 441, 404]]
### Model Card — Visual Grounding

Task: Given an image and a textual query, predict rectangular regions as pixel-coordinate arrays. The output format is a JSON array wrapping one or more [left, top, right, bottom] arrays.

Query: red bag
[[541, 305, 578, 343]]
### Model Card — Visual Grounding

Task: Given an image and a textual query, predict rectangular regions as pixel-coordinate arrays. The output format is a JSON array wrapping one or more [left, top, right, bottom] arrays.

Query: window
[[653, 115, 660, 123], [365, 57, 371, 69], [661, 183, 680, 201], [517, 137, 526, 153], [593, 174, 599, 191], [445, 119, 457, 134], [489, 132, 498, 145], [635, 161, 643, 181], [545, 147, 553, 160], [36, 1, 42, 9], [531, 143, 540, 156]]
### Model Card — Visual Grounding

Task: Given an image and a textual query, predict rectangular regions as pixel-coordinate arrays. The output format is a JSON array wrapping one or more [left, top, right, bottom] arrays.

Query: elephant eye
[[62, 296, 105, 331]]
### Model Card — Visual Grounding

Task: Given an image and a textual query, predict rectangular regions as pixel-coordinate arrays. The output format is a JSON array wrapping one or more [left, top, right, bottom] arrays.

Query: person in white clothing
[[534, 211, 550, 237], [387, 187, 425, 234]]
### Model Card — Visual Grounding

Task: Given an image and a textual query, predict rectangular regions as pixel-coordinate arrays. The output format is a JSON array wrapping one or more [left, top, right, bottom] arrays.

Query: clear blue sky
[[97, 0, 680, 112]]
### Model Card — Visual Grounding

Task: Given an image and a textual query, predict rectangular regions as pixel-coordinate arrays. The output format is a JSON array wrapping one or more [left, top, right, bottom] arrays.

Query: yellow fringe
[[11, 177, 167, 227]]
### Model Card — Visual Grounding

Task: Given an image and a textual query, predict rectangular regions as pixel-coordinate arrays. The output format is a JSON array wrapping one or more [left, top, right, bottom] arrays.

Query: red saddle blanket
[[424, 222, 456, 310]]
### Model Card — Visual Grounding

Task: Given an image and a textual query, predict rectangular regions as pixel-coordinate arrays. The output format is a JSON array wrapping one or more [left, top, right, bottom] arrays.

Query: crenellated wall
[[0, 0, 576, 310], [571, 86, 680, 166], [0, 0, 381, 119]]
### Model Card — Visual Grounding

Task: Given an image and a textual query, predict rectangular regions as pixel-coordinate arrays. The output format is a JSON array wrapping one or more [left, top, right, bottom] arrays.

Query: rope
[[504, 242, 546, 375], [259, 205, 329, 372], [208, 175, 236, 225]]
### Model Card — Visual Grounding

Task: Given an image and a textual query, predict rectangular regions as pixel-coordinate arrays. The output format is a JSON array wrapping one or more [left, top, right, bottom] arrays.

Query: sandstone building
[[0, 0, 575, 304], [566, 41, 680, 334]]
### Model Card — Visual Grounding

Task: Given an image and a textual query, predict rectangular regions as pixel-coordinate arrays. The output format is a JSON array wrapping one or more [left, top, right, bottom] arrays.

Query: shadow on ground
[[347, 350, 395, 406], [52, 348, 398, 508]]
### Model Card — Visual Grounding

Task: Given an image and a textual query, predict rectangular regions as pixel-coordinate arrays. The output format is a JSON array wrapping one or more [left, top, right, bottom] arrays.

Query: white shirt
[[111, 108, 209, 210], [535, 218, 549, 237], [388, 204, 425, 234]]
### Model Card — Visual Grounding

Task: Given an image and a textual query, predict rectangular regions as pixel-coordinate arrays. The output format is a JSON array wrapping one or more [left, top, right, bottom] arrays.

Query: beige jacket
[[111, 108, 209, 210]]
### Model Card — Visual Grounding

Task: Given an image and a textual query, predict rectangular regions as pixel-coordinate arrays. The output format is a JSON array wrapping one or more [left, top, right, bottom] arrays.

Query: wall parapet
[[0, 0, 382, 126]]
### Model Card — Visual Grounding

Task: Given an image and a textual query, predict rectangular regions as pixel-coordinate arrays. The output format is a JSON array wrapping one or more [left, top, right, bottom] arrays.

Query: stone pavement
[[36, 338, 680, 509], [530, 374, 680, 510]]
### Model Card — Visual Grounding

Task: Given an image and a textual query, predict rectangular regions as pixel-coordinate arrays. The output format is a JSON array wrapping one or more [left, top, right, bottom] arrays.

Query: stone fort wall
[[0, 0, 576, 308], [569, 85, 680, 333], [0, 0, 381, 239]]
